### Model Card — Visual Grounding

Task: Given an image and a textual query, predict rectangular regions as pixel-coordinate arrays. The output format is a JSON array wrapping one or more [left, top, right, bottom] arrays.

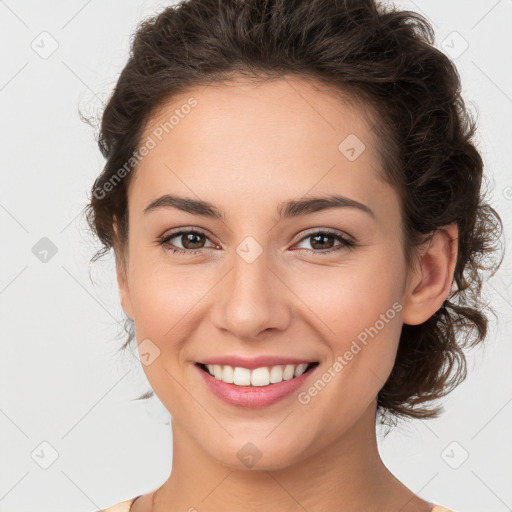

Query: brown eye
[[309, 233, 336, 250], [159, 229, 216, 255], [295, 230, 355, 254], [179, 231, 206, 249]]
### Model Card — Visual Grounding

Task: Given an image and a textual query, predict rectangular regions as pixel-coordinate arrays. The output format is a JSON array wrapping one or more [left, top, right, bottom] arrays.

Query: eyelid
[[161, 226, 218, 242], [295, 227, 353, 243], [160, 226, 355, 255], [160, 227, 219, 248], [161, 226, 352, 244]]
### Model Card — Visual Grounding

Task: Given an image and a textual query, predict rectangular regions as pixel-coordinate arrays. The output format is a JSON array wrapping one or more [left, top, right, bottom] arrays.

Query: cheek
[[126, 256, 203, 415], [127, 247, 208, 335], [287, 249, 405, 390], [290, 249, 404, 338]]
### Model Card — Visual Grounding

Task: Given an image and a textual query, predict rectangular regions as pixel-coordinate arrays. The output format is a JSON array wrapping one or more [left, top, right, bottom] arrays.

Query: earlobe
[[401, 223, 458, 326]]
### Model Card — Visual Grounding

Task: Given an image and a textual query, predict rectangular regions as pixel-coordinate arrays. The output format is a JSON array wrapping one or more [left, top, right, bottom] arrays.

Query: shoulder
[[93, 496, 139, 512]]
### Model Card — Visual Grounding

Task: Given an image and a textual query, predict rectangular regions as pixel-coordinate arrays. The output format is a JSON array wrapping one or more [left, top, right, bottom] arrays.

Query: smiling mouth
[[196, 361, 319, 387]]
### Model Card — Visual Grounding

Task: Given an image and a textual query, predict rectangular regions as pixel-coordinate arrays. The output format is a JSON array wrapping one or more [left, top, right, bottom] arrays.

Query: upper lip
[[197, 355, 318, 370]]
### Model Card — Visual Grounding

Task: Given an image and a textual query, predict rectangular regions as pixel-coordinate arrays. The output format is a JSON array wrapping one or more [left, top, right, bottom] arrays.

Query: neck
[[153, 402, 428, 512]]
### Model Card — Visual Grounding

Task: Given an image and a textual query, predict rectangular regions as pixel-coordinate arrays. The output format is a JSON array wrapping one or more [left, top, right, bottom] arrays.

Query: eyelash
[[158, 228, 355, 256]]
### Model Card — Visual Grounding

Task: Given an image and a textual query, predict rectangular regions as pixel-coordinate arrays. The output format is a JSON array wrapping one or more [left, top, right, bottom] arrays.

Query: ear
[[401, 223, 458, 326], [113, 215, 134, 321]]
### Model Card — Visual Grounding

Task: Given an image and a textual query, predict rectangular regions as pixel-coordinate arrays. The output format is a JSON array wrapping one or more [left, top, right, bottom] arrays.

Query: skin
[[114, 76, 458, 512]]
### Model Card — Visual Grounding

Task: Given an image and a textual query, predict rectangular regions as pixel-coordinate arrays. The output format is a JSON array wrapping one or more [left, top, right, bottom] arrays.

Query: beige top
[[96, 496, 456, 512]]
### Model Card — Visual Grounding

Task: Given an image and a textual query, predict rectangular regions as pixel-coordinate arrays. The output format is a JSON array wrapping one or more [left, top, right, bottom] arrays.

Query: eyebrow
[[143, 193, 375, 220]]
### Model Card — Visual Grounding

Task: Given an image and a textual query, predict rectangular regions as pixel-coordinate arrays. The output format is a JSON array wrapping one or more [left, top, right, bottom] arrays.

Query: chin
[[205, 435, 310, 472]]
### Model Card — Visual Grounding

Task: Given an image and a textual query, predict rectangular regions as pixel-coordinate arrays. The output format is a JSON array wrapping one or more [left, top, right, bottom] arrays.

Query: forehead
[[128, 76, 391, 220], [140, 76, 377, 159]]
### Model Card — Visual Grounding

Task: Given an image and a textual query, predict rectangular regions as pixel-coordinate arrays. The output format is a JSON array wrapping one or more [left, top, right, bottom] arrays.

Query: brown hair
[[84, 0, 504, 426]]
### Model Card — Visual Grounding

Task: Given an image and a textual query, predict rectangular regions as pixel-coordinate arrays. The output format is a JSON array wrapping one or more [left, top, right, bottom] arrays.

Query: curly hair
[[83, 0, 504, 425]]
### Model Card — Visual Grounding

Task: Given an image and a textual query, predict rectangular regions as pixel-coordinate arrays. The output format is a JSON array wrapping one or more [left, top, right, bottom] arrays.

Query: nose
[[211, 247, 292, 340]]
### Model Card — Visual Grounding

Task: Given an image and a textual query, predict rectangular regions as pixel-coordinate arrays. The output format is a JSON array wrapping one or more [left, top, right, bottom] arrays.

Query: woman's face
[[117, 77, 414, 469]]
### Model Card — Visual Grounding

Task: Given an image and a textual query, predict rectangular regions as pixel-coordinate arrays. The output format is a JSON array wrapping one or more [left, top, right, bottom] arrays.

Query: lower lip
[[196, 364, 318, 408]]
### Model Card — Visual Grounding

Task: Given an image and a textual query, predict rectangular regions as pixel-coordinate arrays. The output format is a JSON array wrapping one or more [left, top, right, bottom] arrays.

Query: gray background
[[1, 1, 511, 511]]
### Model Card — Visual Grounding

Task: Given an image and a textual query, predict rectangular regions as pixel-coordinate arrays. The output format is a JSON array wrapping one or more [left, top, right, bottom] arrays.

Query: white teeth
[[269, 365, 283, 383], [204, 362, 313, 386], [294, 363, 309, 377], [282, 364, 295, 380], [233, 367, 251, 386], [251, 367, 270, 387], [213, 364, 223, 380], [221, 365, 234, 383]]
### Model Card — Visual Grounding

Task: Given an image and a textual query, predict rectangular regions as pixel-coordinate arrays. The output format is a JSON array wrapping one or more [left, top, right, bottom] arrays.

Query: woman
[[85, 0, 503, 511]]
